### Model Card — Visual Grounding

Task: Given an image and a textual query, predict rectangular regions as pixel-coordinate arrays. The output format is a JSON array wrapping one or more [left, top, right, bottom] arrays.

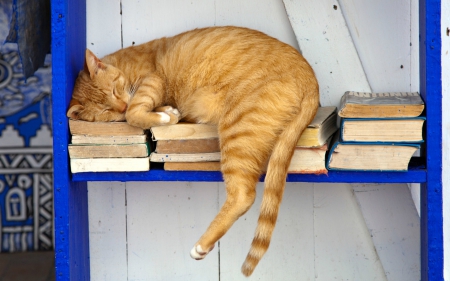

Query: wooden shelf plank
[[71, 165, 427, 183]]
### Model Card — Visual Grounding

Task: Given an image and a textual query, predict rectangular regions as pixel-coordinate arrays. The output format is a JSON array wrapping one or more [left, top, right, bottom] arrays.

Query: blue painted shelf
[[71, 163, 427, 183], [51, 0, 443, 280]]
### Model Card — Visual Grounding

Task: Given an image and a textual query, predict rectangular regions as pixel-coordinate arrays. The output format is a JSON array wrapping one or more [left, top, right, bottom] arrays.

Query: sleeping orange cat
[[67, 26, 319, 276]]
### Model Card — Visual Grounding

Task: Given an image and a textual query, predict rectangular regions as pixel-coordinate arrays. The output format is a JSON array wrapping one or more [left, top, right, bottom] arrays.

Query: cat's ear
[[85, 49, 106, 79], [67, 99, 85, 120]]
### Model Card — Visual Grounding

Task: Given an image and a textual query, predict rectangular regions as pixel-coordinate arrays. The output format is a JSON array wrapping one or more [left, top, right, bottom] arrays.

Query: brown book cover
[[150, 152, 221, 162], [155, 139, 220, 154], [150, 123, 218, 140], [164, 162, 221, 171], [69, 143, 149, 158], [338, 91, 424, 118], [69, 119, 145, 136], [71, 134, 147, 144], [161, 143, 328, 174]]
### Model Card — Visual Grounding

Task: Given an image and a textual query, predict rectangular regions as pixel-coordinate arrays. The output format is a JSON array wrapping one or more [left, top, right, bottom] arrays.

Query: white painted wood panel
[[125, 182, 219, 281], [86, 0, 122, 57], [88, 182, 128, 281], [121, 0, 298, 50], [121, 0, 215, 48], [86, 2, 127, 280], [219, 183, 315, 280], [353, 184, 420, 281], [313, 184, 387, 280], [410, 0, 420, 93], [282, 0, 371, 107], [214, 0, 299, 49], [338, 0, 413, 92], [85, 0, 426, 279], [408, 183, 421, 215]]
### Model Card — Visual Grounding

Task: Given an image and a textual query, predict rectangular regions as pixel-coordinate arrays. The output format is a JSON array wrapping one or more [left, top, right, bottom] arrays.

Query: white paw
[[157, 112, 171, 123], [164, 107, 181, 118], [190, 244, 213, 260]]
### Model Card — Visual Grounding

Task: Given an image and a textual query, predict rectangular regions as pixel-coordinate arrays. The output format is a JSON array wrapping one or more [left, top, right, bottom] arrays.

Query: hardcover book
[[68, 143, 149, 158], [338, 91, 424, 118], [161, 141, 330, 174], [70, 157, 150, 173], [296, 106, 338, 147], [149, 152, 221, 162], [164, 162, 221, 171], [287, 142, 329, 174], [155, 138, 220, 154], [69, 119, 145, 135], [150, 106, 338, 150], [150, 123, 218, 140], [71, 134, 147, 144], [340, 117, 425, 143], [326, 134, 420, 171], [68, 119, 150, 172]]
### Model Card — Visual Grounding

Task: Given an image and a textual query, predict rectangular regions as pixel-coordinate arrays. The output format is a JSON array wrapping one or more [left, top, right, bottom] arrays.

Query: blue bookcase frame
[[51, 0, 443, 280]]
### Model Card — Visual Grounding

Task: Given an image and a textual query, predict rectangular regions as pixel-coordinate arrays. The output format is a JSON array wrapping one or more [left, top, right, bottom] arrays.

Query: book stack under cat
[[149, 123, 221, 171], [150, 106, 338, 174], [68, 120, 151, 173], [326, 91, 425, 171]]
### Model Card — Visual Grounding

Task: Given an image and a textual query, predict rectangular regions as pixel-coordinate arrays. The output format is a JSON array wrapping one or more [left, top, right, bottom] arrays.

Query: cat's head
[[67, 49, 131, 122]]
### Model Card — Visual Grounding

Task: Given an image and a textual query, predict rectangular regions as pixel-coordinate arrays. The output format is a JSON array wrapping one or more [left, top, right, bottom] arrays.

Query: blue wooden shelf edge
[[71, 167, 427, 183], [51, 0, 444, 280], [52, 0, 89, 280], [419, 0, 444, 279]]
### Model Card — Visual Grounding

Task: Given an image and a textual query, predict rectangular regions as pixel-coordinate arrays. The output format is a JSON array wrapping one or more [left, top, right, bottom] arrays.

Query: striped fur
[[67, 26, 319, 276]]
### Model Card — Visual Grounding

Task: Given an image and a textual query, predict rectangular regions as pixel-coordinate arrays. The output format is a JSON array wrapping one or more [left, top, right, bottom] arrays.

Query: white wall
[[86, 0, 425, 280]]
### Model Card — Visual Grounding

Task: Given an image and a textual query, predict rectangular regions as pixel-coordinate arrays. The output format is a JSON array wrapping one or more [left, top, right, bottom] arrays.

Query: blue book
[[326, 133, 421, 172], [340, 117, 425, 143]]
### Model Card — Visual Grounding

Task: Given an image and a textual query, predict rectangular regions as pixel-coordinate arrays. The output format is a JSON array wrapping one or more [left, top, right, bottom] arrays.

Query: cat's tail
[[241, 94, 319, 277]]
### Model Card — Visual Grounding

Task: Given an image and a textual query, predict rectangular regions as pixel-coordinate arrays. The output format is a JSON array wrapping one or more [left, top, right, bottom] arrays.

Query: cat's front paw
[[154, 106, 180, 124], [190, 244, 215, 260]]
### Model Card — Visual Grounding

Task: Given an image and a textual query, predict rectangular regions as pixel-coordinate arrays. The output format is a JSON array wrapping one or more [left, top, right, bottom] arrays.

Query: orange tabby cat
[[67, 26, 319, 276]]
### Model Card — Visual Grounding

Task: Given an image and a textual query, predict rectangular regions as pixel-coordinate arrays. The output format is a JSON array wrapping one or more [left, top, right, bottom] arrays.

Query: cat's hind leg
[[190, 122, 274, 260], [190, 167, 259, 260]]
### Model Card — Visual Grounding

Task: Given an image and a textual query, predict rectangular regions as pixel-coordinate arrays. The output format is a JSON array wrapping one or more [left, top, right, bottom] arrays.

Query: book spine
[[339, 117, 425, 143], [150, 152, 221, 162], [68, 143, 149, 158], [70, 158, 150, 173], [326, 134, 421, 171]]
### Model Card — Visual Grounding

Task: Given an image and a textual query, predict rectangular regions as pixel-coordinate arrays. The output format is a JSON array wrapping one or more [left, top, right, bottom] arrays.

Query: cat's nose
[[116, 101, 128, 113], [119, 103, 127, 113]]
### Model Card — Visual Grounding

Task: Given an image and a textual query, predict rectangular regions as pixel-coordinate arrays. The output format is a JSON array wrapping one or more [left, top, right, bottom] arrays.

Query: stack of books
[[326, 91, 425, 171], [68, 120, 151, 173], [149, 106, 338, 174], [149, 123, 221, 171], [288, 106, 337, 174]]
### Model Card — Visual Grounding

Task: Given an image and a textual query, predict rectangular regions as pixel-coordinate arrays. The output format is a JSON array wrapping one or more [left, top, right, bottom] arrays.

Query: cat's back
[[167, 26, 302, 63], [162, 26, 314, 91], [173, 26, 288, 50]]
